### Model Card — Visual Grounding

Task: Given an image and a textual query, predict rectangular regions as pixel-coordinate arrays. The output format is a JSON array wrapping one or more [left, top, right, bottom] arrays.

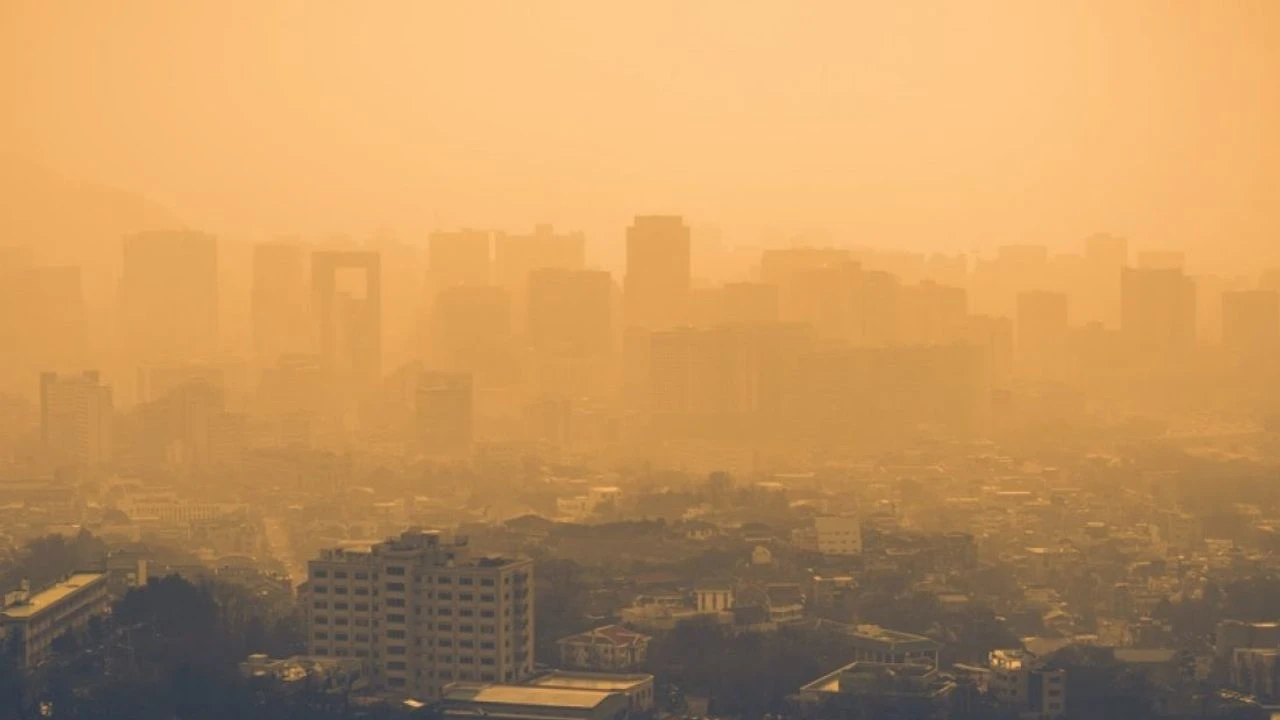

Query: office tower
[[417, 371, 473, 456], [125, 376, 229, 469], [784, 345, 989, 446], [430, 286, 514, 388], [624, 216, 691, 330], [851, 270, 902, 347], [1222, 290, 1279, 358], [256, 355, 327, 446], [900, 281, 968, 346], [304, 529, 534, 698], [429, 229, 492, 294], [527, 269, 612, 357], [1121, 267, 1197, 367], [252, 241, 310, 365], [494, 224, 585, 296], [1016, 291, 1070, 380], [722, 282, 780, 326], [40, 370, 112, 465], [648, 327, 758, 418], [970, 245, 1049, 318], [966, 315, 1014, 391], [118, 231, 219, 365], [760, 247, 852, 325], [787, 263, 861, 343], [312, 251, 382, 388]]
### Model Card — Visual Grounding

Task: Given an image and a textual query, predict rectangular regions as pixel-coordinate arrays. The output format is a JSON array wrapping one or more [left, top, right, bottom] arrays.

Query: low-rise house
[[557, 625, 651, 672]]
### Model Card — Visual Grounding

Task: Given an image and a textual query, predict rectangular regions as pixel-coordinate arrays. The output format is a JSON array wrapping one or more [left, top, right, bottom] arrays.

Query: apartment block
[[0, 573, 111, 667], [303, 530, 533, 699]]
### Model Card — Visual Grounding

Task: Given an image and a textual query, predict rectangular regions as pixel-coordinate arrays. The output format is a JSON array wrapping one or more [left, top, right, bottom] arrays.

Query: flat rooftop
[[1, 573, 105, 620], [444, 683, 617, 709], [528, 672, 652, 692], [850, 624, 937, 646]]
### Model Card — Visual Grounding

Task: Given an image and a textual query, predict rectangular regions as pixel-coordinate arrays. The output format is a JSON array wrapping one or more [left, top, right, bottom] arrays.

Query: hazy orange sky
[[2, 1, 1278, 271]]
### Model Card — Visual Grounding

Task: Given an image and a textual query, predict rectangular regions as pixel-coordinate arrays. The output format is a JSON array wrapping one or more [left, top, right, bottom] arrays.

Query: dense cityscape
[[5, 2, 1280, 719], [2, 217, 1280, 720]]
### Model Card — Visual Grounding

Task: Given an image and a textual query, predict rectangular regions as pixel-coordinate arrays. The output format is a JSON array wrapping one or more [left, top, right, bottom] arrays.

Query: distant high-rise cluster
[[0, 216, 1275, 477]]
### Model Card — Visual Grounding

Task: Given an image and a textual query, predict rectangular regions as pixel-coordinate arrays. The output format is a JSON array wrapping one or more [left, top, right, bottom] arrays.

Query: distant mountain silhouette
[[0, 154, 182, 298]]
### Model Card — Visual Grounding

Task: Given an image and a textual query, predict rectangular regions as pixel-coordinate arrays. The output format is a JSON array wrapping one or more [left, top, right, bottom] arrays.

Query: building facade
[[303, 530, 533, 699], [0, 573, 111, 667]]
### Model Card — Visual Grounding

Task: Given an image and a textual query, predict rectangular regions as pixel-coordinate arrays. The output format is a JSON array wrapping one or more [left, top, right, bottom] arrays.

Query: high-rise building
[[312, 251, 382, 388], [1222, 290, 1279, 359], [118, 231, 219, 365], [1121, 267, 1197, 367], [527, 269, 612, 357], [303, 529, 534, 698], [430, 286, 514, 388], [965, 315, 1014, 391], [429, 229, 492, 294], [494, 224, 585, 295], [1016, 291, 1070, 380], [624, 216, 690, 330], [417, 371, 473, 456], [40, 370, 113, 465], [252, 241, 311, 366], [721, 282, 780, 326]]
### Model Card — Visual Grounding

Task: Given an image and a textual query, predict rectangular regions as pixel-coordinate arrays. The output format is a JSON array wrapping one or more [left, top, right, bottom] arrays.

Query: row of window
[[312, 632, 514, 651], [314, 568, 504, 587]]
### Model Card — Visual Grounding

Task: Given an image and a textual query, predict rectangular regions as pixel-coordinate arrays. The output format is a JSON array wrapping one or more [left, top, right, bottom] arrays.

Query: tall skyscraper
[[1222, 290, 1279, 359], [1016, 291, 1070, 380], [624, 216, 691, 331], [118, 231, 219, 365], [304, 529, 534, 698], [1121, 267, 1197, 367], [416, 371, 473, 456], [40, 370, 112, 465], [252, 241, 310, 366], [312, 251, 382, 388]]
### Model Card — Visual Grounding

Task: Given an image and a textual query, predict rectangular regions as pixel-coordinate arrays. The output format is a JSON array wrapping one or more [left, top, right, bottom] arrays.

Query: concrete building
[[798, 661, 956, 720], [694, 585, 734, 614], [556, 625, 651, 672], [0, 573, 111, 667], [303, 529, 533, 699], [527, 671, 655, 713], [438, 682, 630, 720], [814, 516, 863, 556], [1121, 266, 1197, 367], [40, 370, 113, 465], [416, 371, 473, 457], [312, 250, 382, 392], [624, 216, 691, 331], [988, 649, 1067, 719], [847, 625, 941, 668]]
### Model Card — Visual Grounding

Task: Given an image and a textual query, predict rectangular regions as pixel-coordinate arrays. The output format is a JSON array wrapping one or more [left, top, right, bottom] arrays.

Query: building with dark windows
[[302, 530, 533, 700]]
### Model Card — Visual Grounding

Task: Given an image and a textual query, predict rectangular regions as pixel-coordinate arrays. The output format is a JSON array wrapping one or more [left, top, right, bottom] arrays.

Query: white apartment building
[[303, 529, 534, 700], [0, 573, 111, 667]]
